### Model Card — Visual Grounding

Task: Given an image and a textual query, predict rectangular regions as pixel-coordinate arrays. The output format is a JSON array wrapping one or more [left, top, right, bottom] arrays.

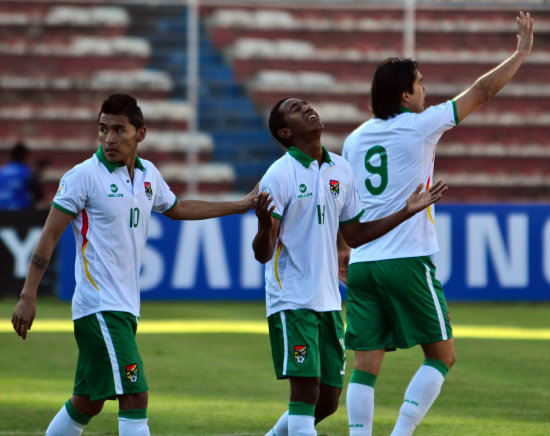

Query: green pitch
[[1, 299, 549, 435]]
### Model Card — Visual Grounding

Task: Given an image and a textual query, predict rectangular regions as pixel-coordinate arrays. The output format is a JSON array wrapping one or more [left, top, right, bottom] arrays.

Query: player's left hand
[[405, 180, 448, 215]]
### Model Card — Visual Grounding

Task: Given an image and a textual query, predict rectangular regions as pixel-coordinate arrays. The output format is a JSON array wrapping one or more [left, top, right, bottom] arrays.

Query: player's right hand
[[12, 294, 36, 340]]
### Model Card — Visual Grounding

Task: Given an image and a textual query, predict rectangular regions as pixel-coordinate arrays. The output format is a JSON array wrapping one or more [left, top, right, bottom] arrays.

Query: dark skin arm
[[253, 181, 447, 265], [12, 206, 73, 339], [164, 184, 258, 220], [252, 192, 281, 264], [340, 180, 448, 248], [453, 12, 533, 123]]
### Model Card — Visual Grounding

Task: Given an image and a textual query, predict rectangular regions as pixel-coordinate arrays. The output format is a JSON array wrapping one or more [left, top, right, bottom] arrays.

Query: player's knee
[[71, 396, 104, 416], [118, 391, 148, 410]]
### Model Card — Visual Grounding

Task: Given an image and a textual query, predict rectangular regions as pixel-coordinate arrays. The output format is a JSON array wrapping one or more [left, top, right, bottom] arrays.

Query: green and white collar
[[288, 146, 333, 168], [97, 145, 145, 173]]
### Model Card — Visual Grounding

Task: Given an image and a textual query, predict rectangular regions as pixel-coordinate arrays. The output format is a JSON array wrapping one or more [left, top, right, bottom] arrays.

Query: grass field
[[1, 298, 550, 436]]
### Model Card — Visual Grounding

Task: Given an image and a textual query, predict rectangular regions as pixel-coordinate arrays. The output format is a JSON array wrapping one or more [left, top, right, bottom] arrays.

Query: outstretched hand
[[516, 11, 534, 56], [242, 182, 260, 212], [405, 180, 448, 216]]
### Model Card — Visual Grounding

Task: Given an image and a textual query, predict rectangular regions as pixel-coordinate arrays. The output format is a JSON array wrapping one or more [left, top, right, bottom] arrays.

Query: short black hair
[[371, 57, 418, 120], [10, 142, 28, 162], [268, 98, 292, 148], [98, 93, 144, 129]]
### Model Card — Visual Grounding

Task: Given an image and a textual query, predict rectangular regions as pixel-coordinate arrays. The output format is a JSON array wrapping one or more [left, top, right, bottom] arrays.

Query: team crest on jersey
[[126, 363, 139, 383], [294, 345, 308, 364], [329, 179, 340, 198], [144, 182, 153, 200]]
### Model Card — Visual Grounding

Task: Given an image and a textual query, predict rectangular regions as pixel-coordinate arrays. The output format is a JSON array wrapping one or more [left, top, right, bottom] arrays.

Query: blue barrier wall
[[58, 205, 550, 301]]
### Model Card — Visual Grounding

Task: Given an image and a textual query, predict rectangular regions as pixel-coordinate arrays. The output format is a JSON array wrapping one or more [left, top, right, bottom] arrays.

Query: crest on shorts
[[126, 363, 139, 382], [294, 345, 308, 364], [144, 182, 153, 200], [329, 180, 339, 198]]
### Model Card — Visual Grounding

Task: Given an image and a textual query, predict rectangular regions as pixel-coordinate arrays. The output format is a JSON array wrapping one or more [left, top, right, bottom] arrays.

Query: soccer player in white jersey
[[341, 12, 534, 436], [11, 93, 258, 436], [254, 97, 447, 436]]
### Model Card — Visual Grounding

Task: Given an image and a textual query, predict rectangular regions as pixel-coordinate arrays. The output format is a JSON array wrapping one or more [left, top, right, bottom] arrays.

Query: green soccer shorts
[[73, 311, 148, 401], [268, 309, 346, 388], [345, 256, 453, 351]]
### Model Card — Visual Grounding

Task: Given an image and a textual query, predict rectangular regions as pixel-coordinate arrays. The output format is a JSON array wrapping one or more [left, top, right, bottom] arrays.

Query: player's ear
[[136, 126, 146, 143], [277, 127, 291, 140], [401, 90, 410, 104]]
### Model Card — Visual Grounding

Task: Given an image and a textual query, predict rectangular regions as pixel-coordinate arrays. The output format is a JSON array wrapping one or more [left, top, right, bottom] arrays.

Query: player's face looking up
[[278, 98, 324, 138], [402, 70, 426, 114], [98, 113, 145, 167]]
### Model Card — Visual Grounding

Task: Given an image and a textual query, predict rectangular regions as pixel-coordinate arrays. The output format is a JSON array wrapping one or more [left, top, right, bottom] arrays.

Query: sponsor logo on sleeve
[[56, 180, 67, 197]]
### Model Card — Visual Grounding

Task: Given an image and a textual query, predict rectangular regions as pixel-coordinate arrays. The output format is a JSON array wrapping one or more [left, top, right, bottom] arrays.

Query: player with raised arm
[[11, 93, 257, 436], [254, 97, 447, 436], [341, 12, 534, 436]]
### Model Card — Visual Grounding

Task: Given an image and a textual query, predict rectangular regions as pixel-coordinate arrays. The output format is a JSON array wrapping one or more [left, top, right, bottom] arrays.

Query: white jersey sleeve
[[259, 159, 291, 219], [149, 164, 177, 213], [53, 162, 90, 215], [414, 101, 458, 141]]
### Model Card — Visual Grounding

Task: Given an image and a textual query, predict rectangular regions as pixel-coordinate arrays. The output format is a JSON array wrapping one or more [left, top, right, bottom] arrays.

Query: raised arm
[[454, 11, 534, 123], [252, 191, 281, 264], [163, 184, 258, 220], [340, 180, 447, 248], [12, 206, 73, 339]]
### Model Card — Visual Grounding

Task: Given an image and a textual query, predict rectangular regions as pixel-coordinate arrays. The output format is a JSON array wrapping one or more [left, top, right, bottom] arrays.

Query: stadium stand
[[0, 1, 237, 203], [203, 3, 550, 202], [1, 1, 549, 202]]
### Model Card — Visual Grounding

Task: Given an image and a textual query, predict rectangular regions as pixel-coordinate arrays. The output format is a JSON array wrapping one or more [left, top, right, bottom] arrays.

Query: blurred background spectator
[[0, 142, 43, 210]]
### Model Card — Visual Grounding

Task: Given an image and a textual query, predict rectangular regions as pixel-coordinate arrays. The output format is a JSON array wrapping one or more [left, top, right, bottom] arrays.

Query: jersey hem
[[266, 305, 342, 317], [348, 251, 439, 264], [72, 308, 141, 321]]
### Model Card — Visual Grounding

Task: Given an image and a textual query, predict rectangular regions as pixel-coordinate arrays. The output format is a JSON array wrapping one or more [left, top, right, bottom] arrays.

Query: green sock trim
[[64, 399, 92, 426], [424, 358, 450, 378], [288, 401, 315, 417], [118, 408, 148, 419], [350, 369, 377, 387]]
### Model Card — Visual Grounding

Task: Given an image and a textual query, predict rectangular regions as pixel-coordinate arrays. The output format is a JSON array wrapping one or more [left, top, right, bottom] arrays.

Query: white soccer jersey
[[259, 146, 364, 316], [342, 101, 458, 263], [53, 147, 177, 320]]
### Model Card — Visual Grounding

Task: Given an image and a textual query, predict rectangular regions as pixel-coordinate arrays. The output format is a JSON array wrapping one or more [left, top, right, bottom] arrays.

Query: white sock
[[45, 405, 86, 436], [288, 414, 316, 436], [119, 417, 151, 436], [265, 410, 289, 436], [347, 383, 374, 436], [390, 365, 445, 436]]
